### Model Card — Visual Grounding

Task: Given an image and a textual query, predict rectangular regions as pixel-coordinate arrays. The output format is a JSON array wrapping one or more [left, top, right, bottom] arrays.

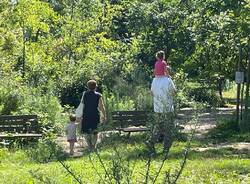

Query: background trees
[[0, 0, 249, 130]]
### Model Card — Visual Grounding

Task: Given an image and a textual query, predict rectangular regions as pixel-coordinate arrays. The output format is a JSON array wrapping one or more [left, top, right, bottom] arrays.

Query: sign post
[[236, 46, 243, 124], [235, 72, 244, 84], [235, 71, 244, 123]]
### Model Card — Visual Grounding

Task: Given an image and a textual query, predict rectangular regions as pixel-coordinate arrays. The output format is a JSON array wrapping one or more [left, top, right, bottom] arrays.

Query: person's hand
[[150, 90, 154, 96], [76, 117, 82, 122]]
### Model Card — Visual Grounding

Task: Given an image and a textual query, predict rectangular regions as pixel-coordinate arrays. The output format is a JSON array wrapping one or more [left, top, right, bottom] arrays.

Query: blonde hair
[[156, 50, 165, 60], [69, 114, 76, 122]]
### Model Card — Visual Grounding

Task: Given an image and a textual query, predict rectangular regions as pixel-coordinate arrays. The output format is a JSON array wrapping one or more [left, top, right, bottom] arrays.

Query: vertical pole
[[240, 82, 244, 120], [243, 39, 250, 131], [245, 39, 250, 111], [236, 84, 241, 123], [236, 46, 242, 123]]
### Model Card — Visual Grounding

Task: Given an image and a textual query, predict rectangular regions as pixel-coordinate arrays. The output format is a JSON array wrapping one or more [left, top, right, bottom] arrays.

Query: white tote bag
[[75, 92, 85, 118]]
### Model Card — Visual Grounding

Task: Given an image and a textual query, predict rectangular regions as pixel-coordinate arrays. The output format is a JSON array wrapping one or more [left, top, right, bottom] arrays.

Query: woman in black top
[[81, 80, 106, 150]]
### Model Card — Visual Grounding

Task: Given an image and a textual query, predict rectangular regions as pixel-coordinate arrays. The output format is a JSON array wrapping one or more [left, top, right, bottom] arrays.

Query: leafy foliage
[[27, 131, 64, 163], [0, 0, 249, 132]]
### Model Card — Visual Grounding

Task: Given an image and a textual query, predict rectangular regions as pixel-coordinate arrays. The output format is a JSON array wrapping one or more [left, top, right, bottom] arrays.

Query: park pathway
[[178, 107, 250, 152], [177, 107, 235, 138], [57, 107, 250, 156]]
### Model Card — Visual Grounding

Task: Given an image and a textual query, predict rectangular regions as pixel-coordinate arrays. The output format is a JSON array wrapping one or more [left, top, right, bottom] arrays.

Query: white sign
[[235, 72, 244, 84]]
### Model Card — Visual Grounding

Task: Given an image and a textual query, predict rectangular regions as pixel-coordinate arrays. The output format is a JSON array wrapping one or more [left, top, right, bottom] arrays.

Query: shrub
[[0, 76, 23, 115], [17, 88, 65, 130], [59, 77, 88, 108], [188, 87, 222, 107], [111, 77, 135, 98], [134, 86, 153, 110], [0, 93, 20, 115], [175, 90, 190, 109], [27, 131, 64, 163], [0, 76, 67, 135], [240, 109, 250, 132], [103, 90, 135, 112], [206, 119, 250, 142], [145, 112, 177, 154], [173, 70, 191, 108]]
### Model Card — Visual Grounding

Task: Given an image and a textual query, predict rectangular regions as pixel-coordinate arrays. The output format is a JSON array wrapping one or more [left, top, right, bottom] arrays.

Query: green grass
[[206, 119, 250, 143], [223, 84, 237, 100], [0, 134, 250, 184]]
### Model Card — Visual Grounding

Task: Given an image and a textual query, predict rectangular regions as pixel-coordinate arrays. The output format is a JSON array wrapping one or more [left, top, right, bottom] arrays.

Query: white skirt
[[151, 77, 175, 113]]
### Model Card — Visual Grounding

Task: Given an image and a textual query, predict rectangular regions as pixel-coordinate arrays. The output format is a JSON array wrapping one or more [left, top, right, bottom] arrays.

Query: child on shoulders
[[154, 50, 170, 78]]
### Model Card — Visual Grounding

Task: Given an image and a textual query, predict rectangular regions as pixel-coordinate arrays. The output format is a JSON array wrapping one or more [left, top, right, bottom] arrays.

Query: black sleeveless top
[[83, 90, 102, 117]]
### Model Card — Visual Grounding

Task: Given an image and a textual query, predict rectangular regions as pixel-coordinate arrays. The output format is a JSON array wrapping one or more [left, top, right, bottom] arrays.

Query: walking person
[[150, 51, 177, 153], [77, 80, 107, 151], [65, 114, 78, 155]]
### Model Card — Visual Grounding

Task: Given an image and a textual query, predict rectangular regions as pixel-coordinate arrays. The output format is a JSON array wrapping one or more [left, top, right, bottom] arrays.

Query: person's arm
[[150, 90, 154, 96], [65, 125, 68, 135], [151, 79, 155, 96], [163, 61, 170, 77], [166, 66, 171, 76], [98, 97, 107, 122], [170, 79, 177, 95], [76, 117, 82, 122]]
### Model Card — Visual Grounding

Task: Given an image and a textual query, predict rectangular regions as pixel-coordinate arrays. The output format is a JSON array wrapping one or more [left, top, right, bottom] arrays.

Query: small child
[[151, 50, 173, 97], [65, 114, 78, 155], [154, 50, 170, 77]]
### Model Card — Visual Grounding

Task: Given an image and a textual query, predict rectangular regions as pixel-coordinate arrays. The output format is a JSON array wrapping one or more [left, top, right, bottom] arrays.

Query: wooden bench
[[111, 111, 149, 136], [0, 115, 42, 139]]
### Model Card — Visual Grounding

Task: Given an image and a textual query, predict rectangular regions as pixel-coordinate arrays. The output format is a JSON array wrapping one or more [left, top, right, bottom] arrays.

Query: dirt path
[[177, 107, 235, 137], [178, 107, 250, 152], [57, 132, 108, 157], [57, 107, 250, 156]]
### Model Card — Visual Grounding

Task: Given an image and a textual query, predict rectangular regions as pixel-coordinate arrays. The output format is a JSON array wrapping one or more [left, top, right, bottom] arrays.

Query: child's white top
[[65, 122, 77, 140]]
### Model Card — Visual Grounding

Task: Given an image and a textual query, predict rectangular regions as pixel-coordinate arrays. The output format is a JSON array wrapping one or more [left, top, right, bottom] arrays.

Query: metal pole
[[240, 82, 244, 120], [243, 39, 250, 130], [236, 46, 242, 123], [245, 39, 250, 111], [236, 84, 241, 123]]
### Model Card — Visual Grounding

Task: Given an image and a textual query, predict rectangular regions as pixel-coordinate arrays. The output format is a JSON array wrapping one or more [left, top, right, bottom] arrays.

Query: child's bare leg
[[84, 134, 93, 150], [69, 142, 74, 155], [92, 133, 98, 149], [79, 134, 84, 147]]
